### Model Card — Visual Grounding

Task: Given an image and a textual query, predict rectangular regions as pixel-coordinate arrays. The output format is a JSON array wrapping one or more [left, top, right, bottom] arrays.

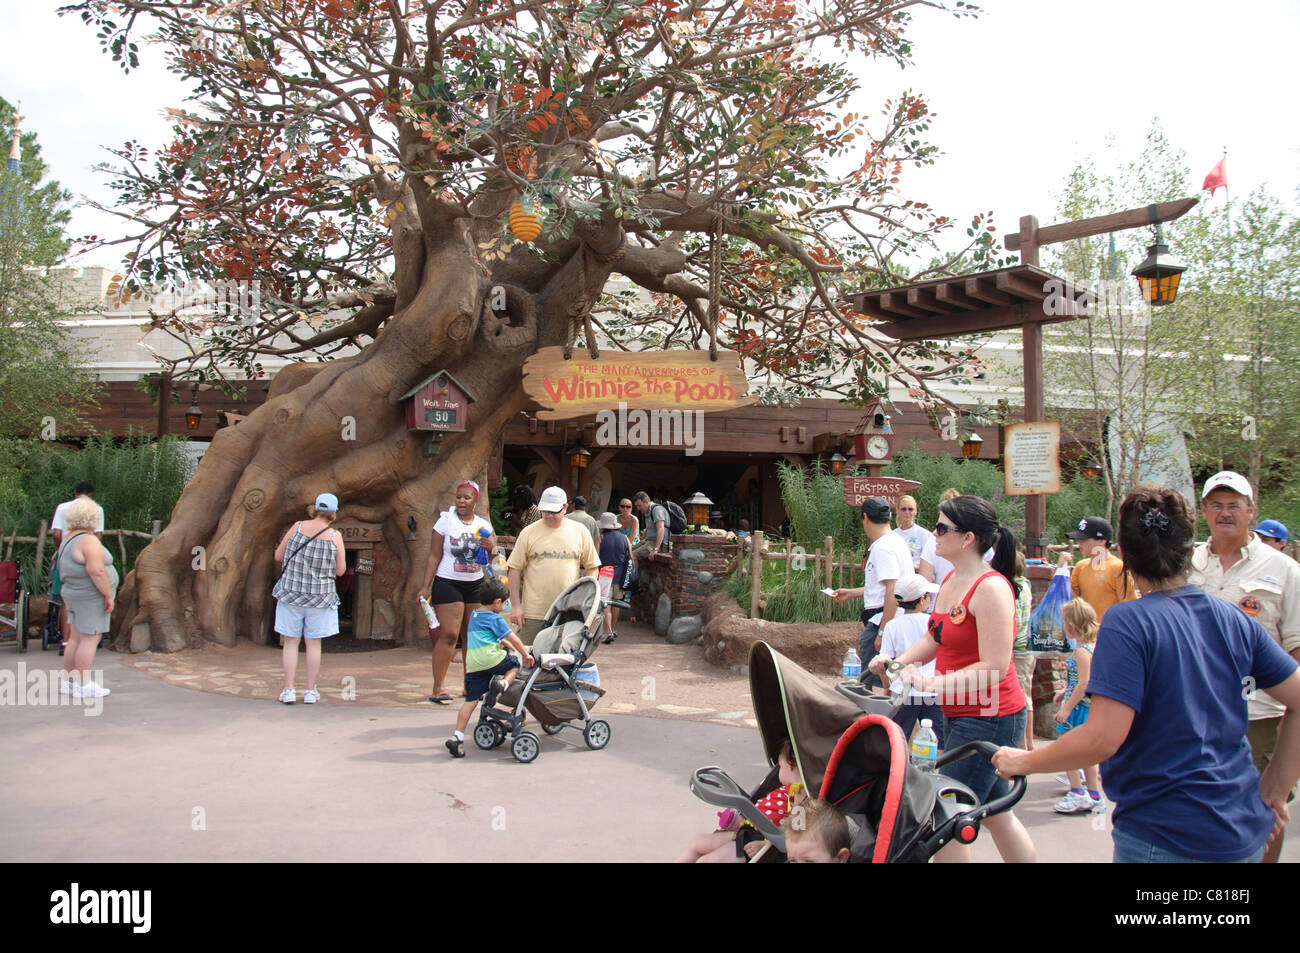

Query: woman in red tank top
[[868, 494, 1035, 863]]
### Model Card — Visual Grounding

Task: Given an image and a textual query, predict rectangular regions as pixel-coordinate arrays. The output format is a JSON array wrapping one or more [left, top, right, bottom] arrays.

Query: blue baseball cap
[[1256, 519, 1289, 542], [314, 493, 339, 512]]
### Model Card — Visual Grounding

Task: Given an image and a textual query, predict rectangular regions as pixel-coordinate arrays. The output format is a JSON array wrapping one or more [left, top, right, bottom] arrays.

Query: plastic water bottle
[[911, 719, 938, 774], [474, 527, 492, 565], [417, 595, 438, 629], [841, 647, 862, 680]]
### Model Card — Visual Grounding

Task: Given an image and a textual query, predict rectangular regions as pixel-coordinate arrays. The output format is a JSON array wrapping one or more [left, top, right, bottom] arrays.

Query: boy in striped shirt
[[446, 577, 533, 758]]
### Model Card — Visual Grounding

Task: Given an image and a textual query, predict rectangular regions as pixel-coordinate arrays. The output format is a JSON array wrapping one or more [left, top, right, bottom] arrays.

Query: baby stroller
[[473, 577, 610, 764], [690, 641, 1026, 862]]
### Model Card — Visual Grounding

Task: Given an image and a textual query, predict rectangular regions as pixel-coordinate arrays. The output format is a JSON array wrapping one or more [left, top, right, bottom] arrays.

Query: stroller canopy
[[748, 641, 865, 795]]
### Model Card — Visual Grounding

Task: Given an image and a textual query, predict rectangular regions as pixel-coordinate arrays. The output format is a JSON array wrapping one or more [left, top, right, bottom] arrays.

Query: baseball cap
[[895, 575, 941, 603], [597, 512, 620, 530], [314, 493, 339, 512], [1067, 516, 1112, 542], [861, 497, 891, 523], [572, 495, 588, 508], [538, 486, 568, 513], [1201, 471, 1253, 501], [1256, 519, 1289, 542]]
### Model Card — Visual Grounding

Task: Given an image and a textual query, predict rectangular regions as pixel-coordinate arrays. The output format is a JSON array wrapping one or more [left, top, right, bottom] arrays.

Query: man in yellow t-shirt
[[507, 486, 600, 642], [1058, 516, 1136, 622]]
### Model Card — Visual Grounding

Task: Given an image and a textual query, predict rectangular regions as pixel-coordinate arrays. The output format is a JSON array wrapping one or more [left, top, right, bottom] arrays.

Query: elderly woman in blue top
[[993, 486, 1300, 862], [272, 493, 347, 704]]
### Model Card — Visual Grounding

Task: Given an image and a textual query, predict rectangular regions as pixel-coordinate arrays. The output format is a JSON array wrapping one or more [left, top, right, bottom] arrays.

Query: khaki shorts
[[1247, 716, 1296, 802], [1013, 653, 1036, 710], [520, 618, 546, 644], [608, 582, 625, 602]]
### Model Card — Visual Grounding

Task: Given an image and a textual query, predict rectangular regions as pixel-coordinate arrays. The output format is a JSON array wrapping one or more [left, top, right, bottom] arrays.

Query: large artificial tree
[[66, 0, 1000, 651]]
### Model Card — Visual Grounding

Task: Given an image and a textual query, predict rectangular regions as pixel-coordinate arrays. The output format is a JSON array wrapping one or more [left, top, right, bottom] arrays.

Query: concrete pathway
[[3, 636, 1295, 863]]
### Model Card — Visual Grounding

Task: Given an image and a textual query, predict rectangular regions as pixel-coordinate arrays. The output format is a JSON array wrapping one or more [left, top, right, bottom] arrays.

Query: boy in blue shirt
[[446, 577, 533, 758]]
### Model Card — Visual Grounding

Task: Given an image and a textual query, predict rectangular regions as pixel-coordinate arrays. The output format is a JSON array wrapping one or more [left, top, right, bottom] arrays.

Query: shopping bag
[[1028, 571, 1072, 653]]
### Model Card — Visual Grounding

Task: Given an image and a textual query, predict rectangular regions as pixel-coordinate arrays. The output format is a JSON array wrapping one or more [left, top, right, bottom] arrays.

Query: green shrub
[[0, 433, 191, 591], [882, 443, 1024, 532], [774, 458, 863, 552]]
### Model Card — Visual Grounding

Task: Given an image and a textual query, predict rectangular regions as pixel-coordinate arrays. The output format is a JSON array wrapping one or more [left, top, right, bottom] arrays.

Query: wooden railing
[[733, 531, 866, 621], [0, 519, 163, 583]]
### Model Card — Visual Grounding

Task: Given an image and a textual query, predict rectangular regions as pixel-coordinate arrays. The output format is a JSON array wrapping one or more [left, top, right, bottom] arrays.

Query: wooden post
[[750, 530, 764, 619], [152, 520, 162, 539], [1018, 214, 1047, 557], [35, 520, 48, 579], [784, 539, 791, 595], [116, 530, 127, 569], [825, 535, 834, 622], [157, 370, 172, 437]]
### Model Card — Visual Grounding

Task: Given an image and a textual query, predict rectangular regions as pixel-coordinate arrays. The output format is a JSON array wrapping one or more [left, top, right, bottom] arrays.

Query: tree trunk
[[111, 217, 625, 652]]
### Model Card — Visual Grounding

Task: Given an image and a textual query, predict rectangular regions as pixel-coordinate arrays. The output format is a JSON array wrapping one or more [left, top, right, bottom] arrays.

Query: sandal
[[445, 738, 465, 758], [429, 692, 455, 704]]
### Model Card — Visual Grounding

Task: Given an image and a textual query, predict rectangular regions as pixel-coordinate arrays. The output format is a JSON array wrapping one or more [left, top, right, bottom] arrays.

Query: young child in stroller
[[445, 578, 533, 758], [783, 799, 852, 863], [677, 740, 805, 862]]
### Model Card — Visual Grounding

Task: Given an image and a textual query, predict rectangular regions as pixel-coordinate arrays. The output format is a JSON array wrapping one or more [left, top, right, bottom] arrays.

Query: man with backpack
[[631, 491, 685, 559]]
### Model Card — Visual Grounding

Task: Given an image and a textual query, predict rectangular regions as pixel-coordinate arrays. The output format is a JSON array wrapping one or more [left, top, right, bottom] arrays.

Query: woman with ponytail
[[869, 494, 1035, 862], [994, 487, 1300, 863]]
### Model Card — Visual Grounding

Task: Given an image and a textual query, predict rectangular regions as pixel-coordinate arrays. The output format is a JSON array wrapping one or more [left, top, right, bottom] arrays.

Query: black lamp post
[[567, 443, 590, 471], [828, 452, 847, 475]]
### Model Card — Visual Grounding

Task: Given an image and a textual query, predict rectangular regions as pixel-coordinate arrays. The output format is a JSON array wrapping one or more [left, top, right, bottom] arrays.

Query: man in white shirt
[[893, 494, 936, 582], [1188, 471, 1300, 863], [834, 497, 915, 686]]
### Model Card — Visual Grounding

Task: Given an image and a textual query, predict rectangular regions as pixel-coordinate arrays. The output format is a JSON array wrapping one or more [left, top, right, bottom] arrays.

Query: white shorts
[[275, 601, 339, 639]]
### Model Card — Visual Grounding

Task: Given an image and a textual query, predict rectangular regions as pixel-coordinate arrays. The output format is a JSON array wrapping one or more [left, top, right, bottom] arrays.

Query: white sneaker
[[60, 678, 75, 695], [279, 688, 296, 704], [1054, 773, 1071, 787], [74, 681, 111, 698], [303, 688, 320, 704], [1053, 791, 1094, 814], [1089, 795, 1108, 814]]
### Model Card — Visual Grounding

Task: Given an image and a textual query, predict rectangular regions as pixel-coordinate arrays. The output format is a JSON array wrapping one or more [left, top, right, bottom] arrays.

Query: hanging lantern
[[828, 452, 847, 475], [185, 384, 203, 432], [567, 443, 590, 470], [961, 431, 983, 459], [510, 198, 543, 242]]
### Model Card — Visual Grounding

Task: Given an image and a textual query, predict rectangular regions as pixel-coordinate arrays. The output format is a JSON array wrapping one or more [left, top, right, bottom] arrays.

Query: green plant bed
[[724, 556, 864, 625]]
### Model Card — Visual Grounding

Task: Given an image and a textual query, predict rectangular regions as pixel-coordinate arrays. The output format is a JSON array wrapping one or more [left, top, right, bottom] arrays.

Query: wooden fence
[[0, 519, 163, 583], [733, 532, 1079, 621]]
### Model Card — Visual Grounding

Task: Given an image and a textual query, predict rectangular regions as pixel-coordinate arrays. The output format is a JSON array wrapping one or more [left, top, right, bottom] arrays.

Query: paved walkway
[[117, 621, 776, 727], [4, 633, 1296, 862]]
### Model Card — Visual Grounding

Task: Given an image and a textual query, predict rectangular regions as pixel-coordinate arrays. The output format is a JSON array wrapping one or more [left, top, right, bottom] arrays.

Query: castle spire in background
[[7, 100, 21, 172]]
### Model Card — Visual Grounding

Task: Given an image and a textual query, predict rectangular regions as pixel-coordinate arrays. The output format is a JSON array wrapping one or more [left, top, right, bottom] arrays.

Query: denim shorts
[[1112, 825, 1264, 864], [275, 601, 339, 639], [940, 708, 1027, 804]]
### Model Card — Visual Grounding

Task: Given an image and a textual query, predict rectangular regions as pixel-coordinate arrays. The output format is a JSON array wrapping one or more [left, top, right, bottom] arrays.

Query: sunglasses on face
[[934, 522, 959, 536], [620, 504, 632, 509]]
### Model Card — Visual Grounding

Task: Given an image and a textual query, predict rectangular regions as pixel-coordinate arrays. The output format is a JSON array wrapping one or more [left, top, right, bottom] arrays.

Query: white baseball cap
[[895, 575, 941, 603], [1201, 471, 1253, 501], [538, 486, 568, 513]]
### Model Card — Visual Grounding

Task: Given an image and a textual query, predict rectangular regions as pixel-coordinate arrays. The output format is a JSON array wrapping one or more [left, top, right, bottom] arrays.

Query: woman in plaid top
[[272, 492, 347, 704]]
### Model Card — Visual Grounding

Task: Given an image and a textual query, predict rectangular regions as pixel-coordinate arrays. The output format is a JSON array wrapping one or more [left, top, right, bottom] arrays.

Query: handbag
[[50, 532, 89, 598], [621, 538, 639, 594]]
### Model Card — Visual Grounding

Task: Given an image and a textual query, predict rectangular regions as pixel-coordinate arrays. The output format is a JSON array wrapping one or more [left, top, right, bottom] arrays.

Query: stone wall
[[629, 533, 738, 645]]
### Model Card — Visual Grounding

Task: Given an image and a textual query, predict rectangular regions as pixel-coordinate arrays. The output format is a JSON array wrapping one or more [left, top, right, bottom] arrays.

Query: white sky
[[3, 0, 1297, 270]]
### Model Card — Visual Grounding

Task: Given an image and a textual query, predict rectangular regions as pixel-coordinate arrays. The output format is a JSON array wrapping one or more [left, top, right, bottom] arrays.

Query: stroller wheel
[[541, 722, 565, 735], [491, 724, 507, 748], [511, 731, 541, 764], [583, 719, 611, 750], [472, 722, 498, 751]]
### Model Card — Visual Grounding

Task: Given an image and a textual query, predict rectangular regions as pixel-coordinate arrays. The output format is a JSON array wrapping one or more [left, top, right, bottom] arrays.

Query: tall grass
[[0, 433, 192, 590]]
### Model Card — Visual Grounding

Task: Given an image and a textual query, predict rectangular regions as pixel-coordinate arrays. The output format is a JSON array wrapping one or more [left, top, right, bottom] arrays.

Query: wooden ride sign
[[1004, 421, 1061, 496], [521, 348, 756, 420], [842, 476, 922, 508]]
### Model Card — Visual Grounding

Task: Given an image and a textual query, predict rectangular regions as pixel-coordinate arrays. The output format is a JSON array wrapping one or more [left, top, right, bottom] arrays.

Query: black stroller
[[473, 577, 610, 764], [690, 641, 1026, 862]]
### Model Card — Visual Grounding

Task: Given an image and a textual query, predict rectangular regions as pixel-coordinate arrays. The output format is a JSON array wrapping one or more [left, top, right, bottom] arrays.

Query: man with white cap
[[507, 486, 600, 642], [1189, 471, 1300, 862]]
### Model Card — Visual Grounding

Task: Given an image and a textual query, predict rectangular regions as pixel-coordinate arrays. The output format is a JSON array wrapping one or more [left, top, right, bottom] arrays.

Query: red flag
[[1203, 157, 1227, 196]]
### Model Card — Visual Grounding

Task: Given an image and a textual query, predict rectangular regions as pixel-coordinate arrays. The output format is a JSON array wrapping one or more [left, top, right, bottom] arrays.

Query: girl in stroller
[[677, 740, 805, 862]]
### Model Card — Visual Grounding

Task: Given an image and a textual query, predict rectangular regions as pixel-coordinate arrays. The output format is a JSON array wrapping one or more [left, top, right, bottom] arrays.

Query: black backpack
[[661, 500, 688, 535]]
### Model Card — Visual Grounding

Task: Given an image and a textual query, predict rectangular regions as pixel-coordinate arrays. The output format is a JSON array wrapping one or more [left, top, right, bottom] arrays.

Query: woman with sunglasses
[[616, 498, 640, 546], [868, 494, 1035, 862]]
